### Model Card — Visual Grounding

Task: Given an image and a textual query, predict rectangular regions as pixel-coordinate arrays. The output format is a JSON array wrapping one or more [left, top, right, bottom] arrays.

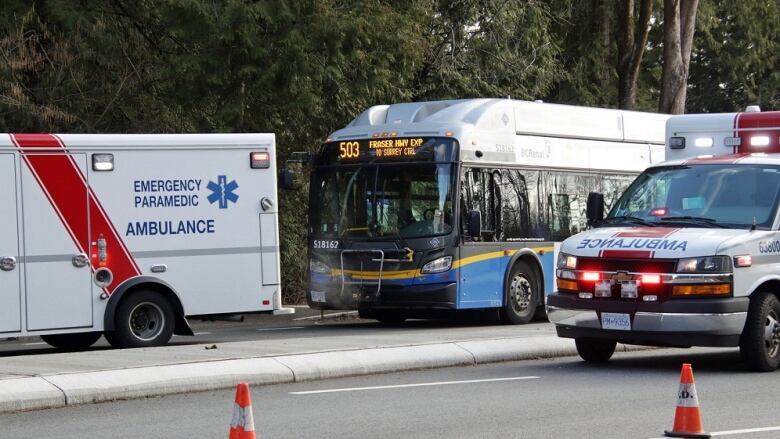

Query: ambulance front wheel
[[739, 291, 780, 372], [40, 332, 102, 351], [105, 290, 175, 348], [575, 338, 616, 363]]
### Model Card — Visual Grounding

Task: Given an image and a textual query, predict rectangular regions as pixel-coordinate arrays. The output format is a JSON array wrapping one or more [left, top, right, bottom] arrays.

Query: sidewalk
[[0, 323, 646, 413]]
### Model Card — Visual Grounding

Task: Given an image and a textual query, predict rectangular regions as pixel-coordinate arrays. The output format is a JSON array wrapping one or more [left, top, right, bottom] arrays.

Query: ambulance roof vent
[[745, 105, 762, 113]]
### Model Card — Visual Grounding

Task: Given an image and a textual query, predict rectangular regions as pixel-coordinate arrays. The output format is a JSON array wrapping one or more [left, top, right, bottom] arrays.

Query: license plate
[[601, 312, 631, 331], [621, 281, 638, 299], [310, 290, 326, 303]]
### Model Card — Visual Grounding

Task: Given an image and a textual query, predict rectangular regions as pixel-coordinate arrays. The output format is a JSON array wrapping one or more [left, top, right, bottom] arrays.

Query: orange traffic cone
[[229, 382, 257, 439], [664, 363, 710, 438]]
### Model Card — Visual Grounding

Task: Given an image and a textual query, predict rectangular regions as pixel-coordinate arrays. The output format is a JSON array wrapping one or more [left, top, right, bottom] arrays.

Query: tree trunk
[[615, 0, 653, 110], [659, 0, 699, 114]]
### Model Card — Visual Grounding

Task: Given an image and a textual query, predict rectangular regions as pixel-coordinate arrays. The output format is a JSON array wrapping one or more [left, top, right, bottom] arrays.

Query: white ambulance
[[548, 108, 780, 371], [0, 133, 292, 349]]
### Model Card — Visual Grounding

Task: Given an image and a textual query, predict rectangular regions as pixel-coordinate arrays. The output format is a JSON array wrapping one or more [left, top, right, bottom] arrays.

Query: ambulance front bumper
[[547, 293, 749, 347]]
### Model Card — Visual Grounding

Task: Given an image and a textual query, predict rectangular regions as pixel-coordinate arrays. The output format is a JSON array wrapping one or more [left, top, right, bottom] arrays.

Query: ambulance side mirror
[[279, 168, 296, 190], [586, 192, 604, 226]]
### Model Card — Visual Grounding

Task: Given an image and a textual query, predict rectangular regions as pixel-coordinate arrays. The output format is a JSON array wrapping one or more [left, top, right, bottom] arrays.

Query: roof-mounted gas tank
[[665, 107, 780, 160]]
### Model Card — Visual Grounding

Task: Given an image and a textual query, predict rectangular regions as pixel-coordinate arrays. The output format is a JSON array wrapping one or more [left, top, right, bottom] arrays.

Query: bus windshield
[[311, 163, 455, 239], [607, 164, 780, 229]]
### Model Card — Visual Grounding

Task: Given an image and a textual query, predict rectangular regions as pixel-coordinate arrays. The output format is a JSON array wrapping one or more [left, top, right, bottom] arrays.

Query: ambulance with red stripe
[[0, 134, 292, 349], [548, 108, 780, 371]]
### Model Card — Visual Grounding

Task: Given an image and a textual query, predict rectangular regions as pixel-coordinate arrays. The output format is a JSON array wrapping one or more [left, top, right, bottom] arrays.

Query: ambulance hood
[[561, 226, 756, 259]]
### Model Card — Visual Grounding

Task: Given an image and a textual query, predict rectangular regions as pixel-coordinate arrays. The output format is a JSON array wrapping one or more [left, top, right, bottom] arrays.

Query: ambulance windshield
[[607, 164, 780, 229]]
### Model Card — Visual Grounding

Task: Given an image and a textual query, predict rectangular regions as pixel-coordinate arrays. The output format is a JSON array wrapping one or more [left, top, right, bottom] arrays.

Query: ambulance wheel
[[500, 261, 539, 324], [40, 332, 102, 351], [575, 338, 616, 363], [106, 291, 174, 348], [739, 291, 780, 372]]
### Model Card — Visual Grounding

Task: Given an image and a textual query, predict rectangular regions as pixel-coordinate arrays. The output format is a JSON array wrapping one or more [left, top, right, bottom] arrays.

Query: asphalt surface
[[1, 348, 777, 439]]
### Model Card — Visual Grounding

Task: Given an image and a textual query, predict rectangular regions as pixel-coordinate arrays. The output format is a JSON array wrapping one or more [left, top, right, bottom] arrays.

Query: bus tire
[[40, 332, 102, 351], [575, 338, 616, 363], [739, 291, 780, 372], [105, 290, 175, 349], [500, 261, 539, 324]]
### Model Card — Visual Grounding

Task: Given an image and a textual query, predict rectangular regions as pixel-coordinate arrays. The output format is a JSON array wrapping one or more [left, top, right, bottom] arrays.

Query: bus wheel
[[739, 291, 780, 372], [575, 338, 616, 363], [40, 332, 102, 351], [374, 310, 407, 324], [106, 290, 175, 349], [500, 261, 538, 324]]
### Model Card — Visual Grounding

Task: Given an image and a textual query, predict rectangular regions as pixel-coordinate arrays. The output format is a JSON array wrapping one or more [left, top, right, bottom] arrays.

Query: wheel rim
[[509, 274, 533, 315], [129, 302, 165, 341], [764, 310, 780, 358]]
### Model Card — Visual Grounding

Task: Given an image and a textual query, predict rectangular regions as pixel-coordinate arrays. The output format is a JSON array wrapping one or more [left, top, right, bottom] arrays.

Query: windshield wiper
[[658, 216, 729, 228], [602, 215, 656, 227]]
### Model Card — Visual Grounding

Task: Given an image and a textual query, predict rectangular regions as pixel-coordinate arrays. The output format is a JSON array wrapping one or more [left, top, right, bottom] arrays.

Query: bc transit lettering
[[759, 241, 780, 254], [133, 179, 201, 208], [577, 238, 688, 252], [126, 219, 215, 236]]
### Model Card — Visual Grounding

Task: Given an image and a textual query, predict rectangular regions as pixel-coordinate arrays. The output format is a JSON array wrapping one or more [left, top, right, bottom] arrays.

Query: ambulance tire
[[739, 291, 780, 372], [40, 332, 102, 351], [575, 338, 616, 363], [106, 291, 175, 349], [500, 261, 539, 325]]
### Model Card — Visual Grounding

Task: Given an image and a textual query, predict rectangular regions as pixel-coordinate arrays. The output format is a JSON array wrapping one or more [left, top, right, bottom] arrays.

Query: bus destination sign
[[337, 137, 425, 160]]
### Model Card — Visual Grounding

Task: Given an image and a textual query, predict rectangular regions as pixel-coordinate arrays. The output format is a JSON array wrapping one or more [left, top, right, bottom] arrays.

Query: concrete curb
[[0, 338, 650, 414]]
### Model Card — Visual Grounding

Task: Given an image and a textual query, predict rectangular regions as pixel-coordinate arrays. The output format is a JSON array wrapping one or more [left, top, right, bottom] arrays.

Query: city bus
[[306, 99, 668, 323]]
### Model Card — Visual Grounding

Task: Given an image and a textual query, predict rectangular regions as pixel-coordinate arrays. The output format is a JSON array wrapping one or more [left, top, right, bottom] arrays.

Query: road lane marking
[[256, 326, 305, 332], [649, 425, 780, 438], [290, 376, 540, 395], [24, 342, 47, 346], [193, 332, 211, 336], [293, 312, 358, 321]]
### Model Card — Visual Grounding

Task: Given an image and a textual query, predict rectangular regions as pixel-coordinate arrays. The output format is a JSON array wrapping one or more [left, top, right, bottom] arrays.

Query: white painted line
[[256, 326, 305, 332], [193, 332, 211, 336], [649, 425, 780, 438], [24, 342, 46, 346], [293, 312, 358, 321], [290, 376, 540, 395]]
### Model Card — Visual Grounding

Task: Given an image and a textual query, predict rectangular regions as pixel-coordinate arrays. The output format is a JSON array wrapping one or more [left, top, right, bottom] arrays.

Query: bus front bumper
[[358, 282, 458, 310], [547, 292, 748, 348]]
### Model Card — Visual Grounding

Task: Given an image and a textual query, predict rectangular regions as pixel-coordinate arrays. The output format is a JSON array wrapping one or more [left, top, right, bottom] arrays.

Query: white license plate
[[601, 312, 631, 331], [310, 290, 326, 303], [621, 281, 638, 298]]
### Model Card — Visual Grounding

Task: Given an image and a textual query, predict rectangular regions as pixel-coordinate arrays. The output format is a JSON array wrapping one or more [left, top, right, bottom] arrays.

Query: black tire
[[105, 290, 175, 349], [40, 332, 102, 351], [739, 291, 780, 372], [500, 261, 539, 324], [575, 338, 617, 363], [374, 310, 407, 324]]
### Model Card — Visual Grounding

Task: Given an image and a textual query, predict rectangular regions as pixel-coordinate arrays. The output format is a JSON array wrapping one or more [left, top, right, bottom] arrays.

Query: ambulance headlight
[[421, 256, 452, 274], [676, 256, 732, 273], [92, 154, 114, 171], [309, 259, 331, 274], [557, 252, 577, 269]]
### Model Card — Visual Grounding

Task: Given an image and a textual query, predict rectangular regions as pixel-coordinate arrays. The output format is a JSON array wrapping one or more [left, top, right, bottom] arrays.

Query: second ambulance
[[548, 108, 780, 371]]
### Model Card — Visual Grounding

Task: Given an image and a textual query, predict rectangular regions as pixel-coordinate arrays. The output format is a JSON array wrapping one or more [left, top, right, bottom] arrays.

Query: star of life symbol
[[207, 175, 239, 209]]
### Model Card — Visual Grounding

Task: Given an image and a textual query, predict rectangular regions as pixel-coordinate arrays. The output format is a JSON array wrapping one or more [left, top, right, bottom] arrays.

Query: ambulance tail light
[[250, 151, 271, 169]]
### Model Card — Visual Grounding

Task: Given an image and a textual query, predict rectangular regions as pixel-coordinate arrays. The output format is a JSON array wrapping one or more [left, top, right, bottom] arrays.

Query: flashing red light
[[641, 274, 661, 284], [582, 271, 600, 281], [250, 151, 271, 169], [649, 207, 668, 217]]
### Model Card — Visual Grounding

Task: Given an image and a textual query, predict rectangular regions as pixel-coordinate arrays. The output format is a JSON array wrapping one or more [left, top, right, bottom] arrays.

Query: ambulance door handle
[[72, 253, 89, 268], [0, 256, 16, 271]]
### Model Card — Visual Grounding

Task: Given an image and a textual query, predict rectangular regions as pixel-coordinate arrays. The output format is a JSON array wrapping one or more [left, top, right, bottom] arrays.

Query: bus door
[[21, 153, 93, 331], [0, 154, 22, 332]]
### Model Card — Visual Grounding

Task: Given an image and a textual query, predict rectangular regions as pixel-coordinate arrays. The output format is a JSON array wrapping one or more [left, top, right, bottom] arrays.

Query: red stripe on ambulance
[[10, 133, 140, 294], [736, 111, 780, 153]]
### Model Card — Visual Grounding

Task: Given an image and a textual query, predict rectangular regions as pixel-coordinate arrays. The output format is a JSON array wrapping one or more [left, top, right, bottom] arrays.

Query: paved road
[[2, 348, 777, 439]]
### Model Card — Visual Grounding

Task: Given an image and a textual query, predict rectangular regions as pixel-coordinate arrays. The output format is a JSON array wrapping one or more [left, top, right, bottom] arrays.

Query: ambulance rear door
[[0, 153, 22, 333]]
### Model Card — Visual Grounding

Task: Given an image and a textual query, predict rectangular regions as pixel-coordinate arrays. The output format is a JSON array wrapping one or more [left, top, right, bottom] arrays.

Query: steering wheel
[[422, 208, 438, 221]]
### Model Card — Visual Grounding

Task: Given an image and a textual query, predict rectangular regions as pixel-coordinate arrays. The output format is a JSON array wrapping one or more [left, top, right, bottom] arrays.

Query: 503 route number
[[339, 141, 360, 159]]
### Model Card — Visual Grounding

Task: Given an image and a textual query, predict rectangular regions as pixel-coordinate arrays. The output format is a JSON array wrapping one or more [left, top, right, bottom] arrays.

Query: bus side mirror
[[279, 168, 296, 190], [586, 192, 604, 226], [467, 210, 482, 238]]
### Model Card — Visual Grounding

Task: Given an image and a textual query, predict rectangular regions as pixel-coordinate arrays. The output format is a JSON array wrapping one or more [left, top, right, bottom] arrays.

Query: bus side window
[[499, 169, 531, 241], [461, 167, 499, 242]]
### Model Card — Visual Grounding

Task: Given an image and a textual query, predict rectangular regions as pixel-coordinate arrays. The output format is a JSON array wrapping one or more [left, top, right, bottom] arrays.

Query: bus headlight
[[309, 259, 331, 274], [421, 256, 452, 274], [557, 252, 577, 269]]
